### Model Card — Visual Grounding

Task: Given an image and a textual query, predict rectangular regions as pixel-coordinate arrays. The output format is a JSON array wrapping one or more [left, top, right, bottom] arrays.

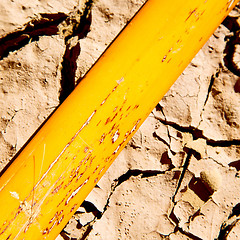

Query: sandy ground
[[0, 0, 240, 239]]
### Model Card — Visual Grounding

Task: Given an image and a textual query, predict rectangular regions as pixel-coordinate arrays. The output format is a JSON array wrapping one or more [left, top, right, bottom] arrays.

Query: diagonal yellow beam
[[0, 0, 237, 239]]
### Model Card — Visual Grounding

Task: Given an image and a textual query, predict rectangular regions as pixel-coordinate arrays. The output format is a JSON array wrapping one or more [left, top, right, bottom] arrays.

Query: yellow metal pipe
[[0, 0, 237, 239]]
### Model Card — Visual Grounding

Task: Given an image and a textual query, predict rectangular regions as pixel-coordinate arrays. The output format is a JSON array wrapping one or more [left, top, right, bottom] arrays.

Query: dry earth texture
[[0, 0, 240, 239]]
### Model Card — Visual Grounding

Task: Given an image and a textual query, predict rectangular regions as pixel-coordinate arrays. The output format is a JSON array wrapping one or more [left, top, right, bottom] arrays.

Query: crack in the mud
[[172, 149, 193, 203], [79, 169, 172, 239], [222, 15, 240, 77], [202, 69, 219, 106], [105, 169, 173, 216], [155, 103, 172, 146], [152, 131, 175, 155], [0, 13, 68, 60], [178, 227, 203, 240], [0, 0, 94, 104], [217, 203, 240, 240], [59, 0, 93, 103], [153, 115, 240, 148], [197, 68, 221, 129]]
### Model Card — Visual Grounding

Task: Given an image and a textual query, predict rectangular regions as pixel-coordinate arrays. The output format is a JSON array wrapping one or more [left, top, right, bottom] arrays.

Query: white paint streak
[[79, 110, 96, 132], [34, 143, 70, 190], [113, 145, 120, 154], [228, 0, 234, 9], [117, 77, 124, 85], [112, 130, 119, 143], [10, 191, 19, 199], [101, 99, 106, 105], [65, 178, 89, 205], [130, 120, 141, 133]]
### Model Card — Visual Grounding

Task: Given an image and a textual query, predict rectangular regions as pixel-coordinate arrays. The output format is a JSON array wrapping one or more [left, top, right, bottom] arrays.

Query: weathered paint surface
[[0, 0, 238, 239]]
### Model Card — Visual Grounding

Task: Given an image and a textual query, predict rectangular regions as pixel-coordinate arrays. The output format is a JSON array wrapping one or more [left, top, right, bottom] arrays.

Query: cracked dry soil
[[0, 0, 240, 240]]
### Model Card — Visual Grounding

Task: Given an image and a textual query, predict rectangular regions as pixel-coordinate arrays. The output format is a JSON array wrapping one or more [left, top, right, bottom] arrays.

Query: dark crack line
[[217, 218, 240, 240], [0, 0, 93, 103], [0, 13, 68, 60], [178, 227, 203, 240], [197, 68, 220, 129], [172, 150, 192, 203], [222, 15, 240, 77], [59, 41, 81, 103], [59, 0, 93, 103], [105, 169, 173, 213], [217, 202, 240, 240], [155, 103, 172, 146], [223, 32, 240, 77], [153, 115, 240, 148], [203, 70, 220, 109], [153, 131, 175, 155]]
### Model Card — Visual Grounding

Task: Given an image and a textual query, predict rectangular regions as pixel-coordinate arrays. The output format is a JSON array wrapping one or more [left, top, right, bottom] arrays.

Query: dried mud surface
[[0, 0, 240, 240]]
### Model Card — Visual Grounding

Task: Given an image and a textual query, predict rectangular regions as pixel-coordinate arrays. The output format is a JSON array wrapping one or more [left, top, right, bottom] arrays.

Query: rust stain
[[110, 120, 141, 157], [111, 112, 118, 122], [99, 166, 105, 175], [113, 145, 121, 155], [99, 133, 106, 144], [62, 152, 94, 189], [200, 10, 206, 16], [112, 83, 120, 93], [76, 173, 83, 182], [130, 119, 141, 134], [57, 215, 64, 224], [109, 123, 117, 134], [70, 204, 77, 213], [162, 55, 167, 62], [93, 165, 100, 174], [105, 117, 111, 125], [0, 206, 23, 235], [178, 60, 184, 67], [84, 147, 89, 153], [51, 181, 63, 194], [185, 8, 197, 22]]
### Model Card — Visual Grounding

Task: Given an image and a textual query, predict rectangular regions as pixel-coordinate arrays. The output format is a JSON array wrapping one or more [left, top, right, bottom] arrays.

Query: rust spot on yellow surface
[[185, 8, 197, 22], [162, 55, 167, 62], [51, 182, 63, 194], [99, 133, 106, 144], [105, 117, 111, 125]]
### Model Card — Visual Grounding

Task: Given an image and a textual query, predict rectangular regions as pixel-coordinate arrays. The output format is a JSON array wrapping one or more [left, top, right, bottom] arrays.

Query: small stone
[[200, 168, 222, 194]]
